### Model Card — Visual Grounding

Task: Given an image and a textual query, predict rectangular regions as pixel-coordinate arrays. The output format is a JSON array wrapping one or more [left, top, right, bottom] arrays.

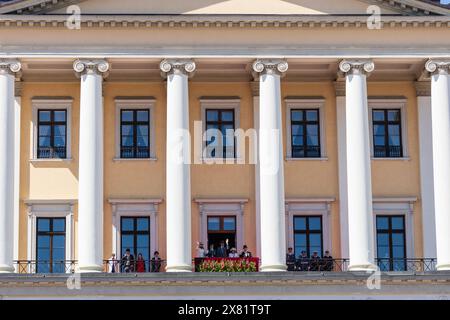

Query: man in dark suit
[[215, 240, 229, 258], [286, 247, 296, 271], [121, 248, 135, 273], [240, 245, 252, 258]]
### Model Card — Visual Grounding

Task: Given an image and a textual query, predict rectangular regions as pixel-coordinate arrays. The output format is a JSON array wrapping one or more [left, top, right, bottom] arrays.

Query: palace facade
[[0, 0, 450, 299]]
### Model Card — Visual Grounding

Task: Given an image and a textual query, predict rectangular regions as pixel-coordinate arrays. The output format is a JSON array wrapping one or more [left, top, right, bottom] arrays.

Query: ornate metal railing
[[11, 258, 437, 274], [374, 145, 402, 158], [37, 146, 67, 159], [120, 146, 149, 159]]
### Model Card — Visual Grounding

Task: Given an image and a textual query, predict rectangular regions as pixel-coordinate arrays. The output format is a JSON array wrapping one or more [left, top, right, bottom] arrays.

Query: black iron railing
[[14, 260, 77, 274], [376, 258, 436, 272], [37, 146, 67, 159], [120, 146, 149, 159], [287, 258, 349, 272], [374, 145, 402, 158]]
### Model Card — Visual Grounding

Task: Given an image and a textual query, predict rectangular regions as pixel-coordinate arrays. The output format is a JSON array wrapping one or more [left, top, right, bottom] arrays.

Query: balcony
[[37, 146, 67, 159], [12, 258, 437, 274], [374, 145, 402, 158]]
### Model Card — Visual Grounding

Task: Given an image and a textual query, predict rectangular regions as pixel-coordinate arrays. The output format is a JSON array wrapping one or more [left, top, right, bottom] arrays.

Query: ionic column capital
[[160, 59, 196, 78], [425, 59, 450, 76], [0, 59, 22, 76], [252, 59, 288, 76], [73, 59, 110, 78], [339, 59, 375, 76]]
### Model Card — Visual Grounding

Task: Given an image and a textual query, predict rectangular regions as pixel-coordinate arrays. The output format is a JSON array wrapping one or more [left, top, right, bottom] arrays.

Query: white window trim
[[25, 200, 75, 273], [199, 98, 242, 163], [109, 199, 162, 261], [372, 197, 417, 259], [195, 198, 247, 252], [31, 98, 73, 161], [285, 198, 335, 256], [114, 98, 156, 160], [285, 98, 327, 160], [368, 98, 409, 160]]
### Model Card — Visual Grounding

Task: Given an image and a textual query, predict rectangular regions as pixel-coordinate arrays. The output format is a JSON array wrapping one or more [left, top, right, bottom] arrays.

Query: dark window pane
[[292, 124, 303, 136], [39, 111, 51, 122], [137, 235, 149, 248], [37, 248, 50, 261], [53, 219, 65, 232], [136, 218, 149, 231], [206, 110, 219, 121], [374, 136, 385, 146], [306, 124, 318, 136], [37, 235, 50, 249], [121, 125, 133, 136], [53, 125, 66, 136], [373, 110, 385, 121], [223, 217, 236, 231], [388, 125, 400, 136], [377, 233, 389, 246], [392, 233, 405, 247], [388, 110, 401, 122], [54, 111, 66, 122], [39, 137, 51, 147], [53, 136, 66, 147], [53, 235, 66, 250], [377, 246, 390, 259], [376, 217, 389, 230], [137, 136, 149, 147], [306, 135, 319, 146], [37, 219, 50, 232], [121, 110, 134, 122], [292, 136, 304, 146], [306, 110, 318, 121], [391, 217, 404, 230], [121, 218, 134, 231], [309, 234, 322, 249], [39, 125, 51, 137], [309, 217, 321, 230], [392, 246, 405, 259], [373, 124, 385, 136], [291, 110, 303, 121], [208, 218, 220, 231], [221, 111, 234, 122], [136, 110, 149, 122], [137, 125, 148, 137], [121, 235, 133, 250], [294, 217, 306, 230]]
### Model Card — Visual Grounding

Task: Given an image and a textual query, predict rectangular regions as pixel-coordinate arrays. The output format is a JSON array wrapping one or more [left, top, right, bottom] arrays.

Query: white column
[[160, 59, 196, 272], [0, 59, 21, 273], [74, 59, 109, 273], [339, 60, 377, 271], [416, 82, 437, 260], [425, 59, 450, 271], [252, 59, 288, 272]]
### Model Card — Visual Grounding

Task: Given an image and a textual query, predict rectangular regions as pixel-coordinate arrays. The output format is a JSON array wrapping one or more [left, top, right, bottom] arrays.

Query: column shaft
[[339, 60, 377, 271], [0, 60, 21, 273]]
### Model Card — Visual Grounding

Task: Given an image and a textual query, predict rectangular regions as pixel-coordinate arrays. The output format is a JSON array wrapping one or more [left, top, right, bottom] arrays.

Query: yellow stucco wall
[[18, 80, 423, 261]]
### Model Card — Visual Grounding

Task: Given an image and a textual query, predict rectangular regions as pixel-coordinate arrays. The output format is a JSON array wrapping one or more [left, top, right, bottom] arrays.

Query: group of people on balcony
[[196, 240, 253, 259], [106, 249, 163, 273], [286, 247, 334, 271]]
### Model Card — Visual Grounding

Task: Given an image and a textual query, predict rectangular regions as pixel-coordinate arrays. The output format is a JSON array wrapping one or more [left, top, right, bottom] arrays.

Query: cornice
[[0, 15, 449, 29]]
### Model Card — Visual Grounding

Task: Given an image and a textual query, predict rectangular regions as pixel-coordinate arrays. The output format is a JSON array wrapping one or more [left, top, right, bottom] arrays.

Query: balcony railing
[[11, 258, 437, 274], [374, 145, 402, 158], [37, 146, 67, 159], [120, 146, 150, 159]]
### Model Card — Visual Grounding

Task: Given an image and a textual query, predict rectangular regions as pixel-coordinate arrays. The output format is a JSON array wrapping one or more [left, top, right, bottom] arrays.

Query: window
[[376, 215, 407, 271], [205, 109, 235, 158], [293, 216, 323, 258], [36, 217, 66, 273], [37, 110, 67, 159], [207, 216, 236, 250], [290, 109, 321, 158], [120, 217, 150, 263], [120, 109, 150, 158], [372, 109, 403, 158]]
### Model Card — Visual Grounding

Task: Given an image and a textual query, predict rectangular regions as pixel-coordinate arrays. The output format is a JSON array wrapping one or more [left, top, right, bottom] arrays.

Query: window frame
[[114, 99, 156, 160], [200, 99, 241, 162], [285, 99, 327, 160], [368, 99, 409, 160], [375, 214, 407, 271], [37, 109, 68, 159], [120, 216, 151, 261], [293, 215, 324, 258], [371, 108, 403, 158], [119, 109, 151, 159], [31, 99, 72, 161], [36, 217, 67, 273], [290, 108, 321, 158]]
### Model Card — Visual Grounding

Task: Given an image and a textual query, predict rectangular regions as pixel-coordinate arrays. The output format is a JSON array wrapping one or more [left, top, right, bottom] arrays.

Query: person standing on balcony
[[297, 251, 309, 271], [321, 250, 333, 271], [286, 247, 296, 271], [107, 253, 119, 273], [206, 244, 215, 258], [240, 245, 252, 258], [136, 253, 146, 273], [229, 248, 239, 258], [310, 251, 320, 271], [121, 248, 135, 273], [151, 251, 162, 272], [196, 241, 207, 258], [215, 240, 229, 258]]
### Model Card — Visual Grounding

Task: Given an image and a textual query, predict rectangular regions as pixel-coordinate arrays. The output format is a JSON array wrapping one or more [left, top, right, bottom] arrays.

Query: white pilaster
[[0, 59, 21, 273], [339, 60, 377, 271], [74, 59, 109, 273], [160, 59, 196, 272], [416, 82, 437, 260], [252, 59, 288, 272], [425, 60, 450, 271]]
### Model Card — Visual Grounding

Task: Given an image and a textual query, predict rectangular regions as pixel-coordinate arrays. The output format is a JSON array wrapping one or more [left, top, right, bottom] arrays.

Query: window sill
[[113, 157, 157, 162], [30, 158, 73, 163], [286, 157, 328, 161], [371, 157, 411, 161]]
